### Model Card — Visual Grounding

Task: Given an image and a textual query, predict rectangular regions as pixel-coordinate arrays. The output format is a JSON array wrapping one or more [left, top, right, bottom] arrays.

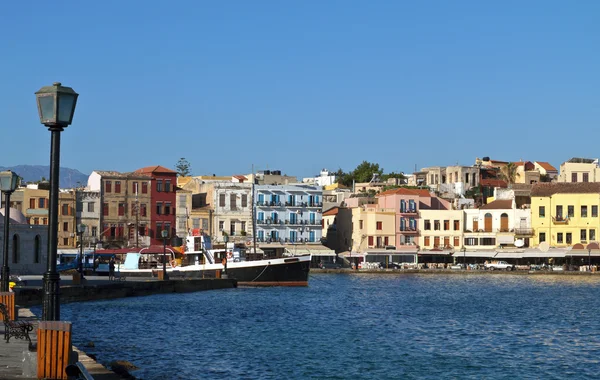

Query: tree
[[334, 168, 353, 187], [352, 161, 383, 183], [499, 162, 518, 185], [175, 158, 192, 177]]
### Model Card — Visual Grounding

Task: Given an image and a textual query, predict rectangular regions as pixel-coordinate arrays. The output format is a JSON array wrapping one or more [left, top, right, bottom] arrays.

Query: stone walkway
[[0, 307, 122, 380]]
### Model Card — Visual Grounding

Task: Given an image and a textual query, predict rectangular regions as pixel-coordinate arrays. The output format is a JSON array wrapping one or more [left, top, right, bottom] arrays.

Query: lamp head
[[0, 170, 20, 192], [35, 82, 79, 127], [161, 229, 168, 238], [77, 223, 86, 234]]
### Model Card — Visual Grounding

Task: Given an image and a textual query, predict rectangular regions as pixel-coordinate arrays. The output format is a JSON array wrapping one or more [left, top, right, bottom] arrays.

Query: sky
[[0, 1, 598, 179]]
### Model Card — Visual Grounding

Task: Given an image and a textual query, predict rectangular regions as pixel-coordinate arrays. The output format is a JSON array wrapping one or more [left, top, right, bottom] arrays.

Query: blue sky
[[1, 1, 598, 178]]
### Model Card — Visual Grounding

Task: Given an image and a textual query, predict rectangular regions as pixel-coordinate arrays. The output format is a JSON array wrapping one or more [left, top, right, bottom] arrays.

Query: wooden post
[[0, 291, 15, 320], [37, 321, 73, 380]]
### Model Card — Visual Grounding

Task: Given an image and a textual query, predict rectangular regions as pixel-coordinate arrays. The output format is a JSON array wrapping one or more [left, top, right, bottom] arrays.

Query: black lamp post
[[461, 246, 466, 269], [77, 224, 86, 278], [589, 248, 592, 272], [161, 229, 169, 280], [91, 237, 97, 273], [0, 170, 20, 292], [36, 82, 79, 321]]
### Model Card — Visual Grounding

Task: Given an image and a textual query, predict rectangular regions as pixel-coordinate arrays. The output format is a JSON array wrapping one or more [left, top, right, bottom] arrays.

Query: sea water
[[38, 274, 600, 379]]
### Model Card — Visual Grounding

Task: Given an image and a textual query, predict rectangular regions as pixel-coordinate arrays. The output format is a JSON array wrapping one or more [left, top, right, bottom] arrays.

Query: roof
[[480, 179, 508, 187], [535, 161, 558, 172], [567, 157, 597, 164], [233, 175, 247, 181], [480, 199, 512, 210], [135, 165, 177, 174], [377, 188, 431, 197], [93, 170, 152, 179], [322, 207, 339, 216], [490, 160, 508, 164], [531, 182, 600, 197]]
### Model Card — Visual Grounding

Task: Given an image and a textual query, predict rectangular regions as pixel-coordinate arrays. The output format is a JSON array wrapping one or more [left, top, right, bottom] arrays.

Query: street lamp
[[77, 224, 86, 279], [0, 170, 20, 292], [589, 248, 592, 273], [161, 229, 169, 280], [36, 82, 79, 321], [461, 246, 466, 269], [91, 237, 97, 273]]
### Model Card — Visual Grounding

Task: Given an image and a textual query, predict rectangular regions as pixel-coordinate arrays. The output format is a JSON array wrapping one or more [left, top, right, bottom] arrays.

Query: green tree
[[499, 162, 518, 185], [175, 158, 192, 177], [334, 168, 353, 187], [352, 161, 383, 183]]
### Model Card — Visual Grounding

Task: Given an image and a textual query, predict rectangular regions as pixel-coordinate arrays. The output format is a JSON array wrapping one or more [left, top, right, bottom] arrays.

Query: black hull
[[226, 259, 310, 286]]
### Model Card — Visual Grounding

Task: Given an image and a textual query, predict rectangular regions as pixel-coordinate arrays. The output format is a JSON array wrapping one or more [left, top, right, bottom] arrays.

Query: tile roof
[[531, 182, 600, 196], [481, 199, 513, 209], [535, 161, 558, 172], [480, 179, 508, 187], [93, 170, 151, 179], [377, 188, 432, 197], [135, 165, 177, 174], [322, 207, 339, 216], [233, 175, 248, 181]]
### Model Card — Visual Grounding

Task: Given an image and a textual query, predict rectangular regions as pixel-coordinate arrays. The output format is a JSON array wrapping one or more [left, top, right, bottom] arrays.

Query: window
[[593, 206, 599, 217], [33, 218, 39, 225], [230, 221, 236, 235], [91, 226, 97, 237], [63, 238, 69, 246], [583, 173, 589, 183], [566, 233, 572, 244], [40, 198, 46, 208], [30, 198, 35, 208], [165, 202, 171, 215], [156, 202, 162, 215], [131, 203, 136, 216], [539, 206, 545, 218], [132, 182, 138, 193], [481, 238, 495, 246], [368, 236, 374, 246], [464, 237, 477, 246], [582, 206, 588, 218], [359, 220, 363, 229], [242, 194, 248, 207], [443, 220, 449, 231], [591, 229, 596, 241], [156, 223, 163, 236], [568, 206, 574, 218], [202, 218, 208, 230], [140, 204, 147, 217], [219, 221, 224, 231], [434, 220, 440, 231], [539, 233, 546, 243], [473, 218, 479, 231], [63, 222, 69, 231], [118, 203, 125, 216], [241, 221, 246, 233], [105, 181, 112, 193], [453, 220, 460, 231], [165, 180, 171, 192], [164, 223, 171, 236], [43, 218, 47, 225], [557, 233, 563, 243], [157, 180, 163, 192], [115, 181, 121, 193], [220, 194, 226, 207], [572, 173, 577, 182], [230, 194, 237, 209], [454, 236, 460, 247], [581, 229, 587, 242], [61, 204, 69, 216], [424, 220, 431, 230], [142, 182, 148, 194], [556, 205, 563, 218], [376, 222, 382, 230], [87, 202, 94, 212], [192, 218, 200, 229], [424, 236, 430, 246]]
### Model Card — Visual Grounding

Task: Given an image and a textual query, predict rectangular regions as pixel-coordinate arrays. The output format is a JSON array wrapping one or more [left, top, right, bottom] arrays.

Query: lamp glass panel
[[10, 174, 19, 190], [57, 93, 76, 124], [161, 230, 168, 238], [38, 95, 55, 122], [77, 224, 86, 234], [0, 175, 11, 192]]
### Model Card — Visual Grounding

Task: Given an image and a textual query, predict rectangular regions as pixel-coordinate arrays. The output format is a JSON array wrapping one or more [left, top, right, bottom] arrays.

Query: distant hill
[[0, 165, 89, 189]]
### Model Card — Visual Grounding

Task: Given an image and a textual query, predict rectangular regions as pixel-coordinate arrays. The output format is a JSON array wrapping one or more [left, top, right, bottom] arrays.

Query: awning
[[452, 251, 496, 258], [418, 251, 452, 256], [493, 252, 523, 259], [522, 251, 566, 258], [497, 235, 515, 244]]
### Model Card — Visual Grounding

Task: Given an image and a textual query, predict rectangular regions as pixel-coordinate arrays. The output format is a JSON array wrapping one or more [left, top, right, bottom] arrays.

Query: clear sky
[[1, 1, 598, 178]]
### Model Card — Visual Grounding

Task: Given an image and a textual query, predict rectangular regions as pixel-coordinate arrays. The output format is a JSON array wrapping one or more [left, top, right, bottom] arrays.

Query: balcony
[[514, 228, 534, 236], [552, 216, 569, 225], [399, 208, 418, 215], [256, 201, 284, 208], [307, 202, 323, 208], [399, 227, 418, 234]]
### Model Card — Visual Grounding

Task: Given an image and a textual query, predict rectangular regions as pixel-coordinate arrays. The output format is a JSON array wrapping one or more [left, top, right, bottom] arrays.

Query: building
[[213, 182, 253, 244], [0, 207, 47, 275], [514, 161, 540, 184], [531, 182, 600, 247], [134, 166, 178, 245], [302, 169, 337, 187], [534, 161, 558, 181], [349, 204, 396, 252], [14, 184, 50, 226], [76, 189, 101, 248], [419, 209, 464, 250], [57, 189, 77, 248], [322, 184, 351, 212], [88, 170, 153, 249], [247, 170, 297, 185], [557, 158, 600, 183]]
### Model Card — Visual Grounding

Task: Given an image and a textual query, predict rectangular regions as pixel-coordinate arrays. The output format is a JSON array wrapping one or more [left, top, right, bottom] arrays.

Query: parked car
[[485, 261, 514, 271], [450, 264, 465, 270]]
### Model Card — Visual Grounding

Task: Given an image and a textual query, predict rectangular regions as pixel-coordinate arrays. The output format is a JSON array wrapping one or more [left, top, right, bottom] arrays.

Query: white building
[[302, 169, 337, 187], [0, 208, 48, 275]]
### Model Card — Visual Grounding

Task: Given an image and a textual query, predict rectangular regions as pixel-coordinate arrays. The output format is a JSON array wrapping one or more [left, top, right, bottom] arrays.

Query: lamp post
[[589, 248, 592, 272], [461, 246, 466, 269], [36, 82, 79, 321], [91, 237, 97, 273], [77, 224, 86, 279], [0, 170, 20, 292], [161, 229, 169, 280]]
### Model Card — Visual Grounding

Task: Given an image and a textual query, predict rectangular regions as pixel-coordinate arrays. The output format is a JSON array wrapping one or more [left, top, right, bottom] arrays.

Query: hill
[[0, 165, 89, 189]]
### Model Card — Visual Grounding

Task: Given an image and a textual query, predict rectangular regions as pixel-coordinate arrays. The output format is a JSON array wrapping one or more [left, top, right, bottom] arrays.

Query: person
[[109, 257, 116, 281]]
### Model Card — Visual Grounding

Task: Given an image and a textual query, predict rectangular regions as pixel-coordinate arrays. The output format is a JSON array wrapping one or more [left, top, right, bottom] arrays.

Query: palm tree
[[500, 162, 518, 185]]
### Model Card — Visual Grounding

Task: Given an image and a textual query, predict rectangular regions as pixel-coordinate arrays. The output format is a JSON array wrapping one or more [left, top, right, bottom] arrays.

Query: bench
[[0, 302, 33, 344]]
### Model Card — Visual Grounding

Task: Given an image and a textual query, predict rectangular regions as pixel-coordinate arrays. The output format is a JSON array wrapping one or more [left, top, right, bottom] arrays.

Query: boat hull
[[226, 256, 311, 286]]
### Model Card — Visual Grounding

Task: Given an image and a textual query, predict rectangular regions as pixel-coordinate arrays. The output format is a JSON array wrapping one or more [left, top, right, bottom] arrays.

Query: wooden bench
[[0, 302, 33, 344]]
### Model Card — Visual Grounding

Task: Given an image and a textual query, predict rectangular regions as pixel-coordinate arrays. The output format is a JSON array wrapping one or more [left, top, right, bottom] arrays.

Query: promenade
[[2, 274, 236, 379]]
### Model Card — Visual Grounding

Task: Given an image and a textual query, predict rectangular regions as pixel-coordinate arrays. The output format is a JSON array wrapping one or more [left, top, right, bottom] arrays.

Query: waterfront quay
[[1, 275, 236, 379]]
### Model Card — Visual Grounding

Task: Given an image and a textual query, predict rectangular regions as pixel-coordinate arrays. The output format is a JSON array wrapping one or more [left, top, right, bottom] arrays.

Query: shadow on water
[[33, 274, 600, 379]]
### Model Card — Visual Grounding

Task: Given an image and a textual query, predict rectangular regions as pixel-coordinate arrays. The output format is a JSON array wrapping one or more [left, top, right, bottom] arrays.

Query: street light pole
[[161, 229, 169, 280], [589, 248, 592, 272], [462, 246, 466, 269], [0, 170, 19, 292], [36, 82, 79, 321], [77, 224, 86, 279]]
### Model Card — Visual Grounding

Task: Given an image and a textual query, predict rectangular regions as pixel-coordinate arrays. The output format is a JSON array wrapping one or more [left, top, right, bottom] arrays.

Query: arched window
[[34, 235, 42, 264], [12, 234, 20, 264], [500, 213, 509, 232], [484, 213, 493, 232]]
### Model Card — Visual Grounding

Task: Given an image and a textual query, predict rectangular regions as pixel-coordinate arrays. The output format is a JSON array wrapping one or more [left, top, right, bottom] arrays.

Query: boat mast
[[252, 164, 257, 257]]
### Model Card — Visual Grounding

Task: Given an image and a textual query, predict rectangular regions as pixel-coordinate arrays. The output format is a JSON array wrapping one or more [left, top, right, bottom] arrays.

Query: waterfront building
[[409, 165, 479, 197], [246, 170, 297, 185], [557, 157, 600, 183], [0, 207, 47, 275], [302, 169, 337, 187], [134, 166, 178, 245], [76, 189, 101, 247], [13, 184, 49, 227], [419, 209, 464, 250], [88, 170, 153, 249], [531, 182, 600, 247], [57, 189, 77, 248]]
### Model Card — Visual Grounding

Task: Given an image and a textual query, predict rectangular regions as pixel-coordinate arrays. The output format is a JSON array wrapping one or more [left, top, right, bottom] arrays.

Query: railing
[[514, 228, 534, 236], [399, 208, 418, 214], [399, 227, 418, 233], [552, 216, 569, 224]]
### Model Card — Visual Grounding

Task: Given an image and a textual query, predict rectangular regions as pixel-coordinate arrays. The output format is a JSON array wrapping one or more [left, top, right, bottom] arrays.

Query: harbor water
[[35, 274, 600, 379]]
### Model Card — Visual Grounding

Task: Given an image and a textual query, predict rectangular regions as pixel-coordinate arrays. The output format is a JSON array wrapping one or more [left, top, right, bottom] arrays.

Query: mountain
[[0, 165, 89, 189]]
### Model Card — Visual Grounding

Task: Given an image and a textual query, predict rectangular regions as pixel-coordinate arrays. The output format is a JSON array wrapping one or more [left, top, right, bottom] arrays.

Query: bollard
[[37, 321, 73, 380], [0, 292, 16, 320]]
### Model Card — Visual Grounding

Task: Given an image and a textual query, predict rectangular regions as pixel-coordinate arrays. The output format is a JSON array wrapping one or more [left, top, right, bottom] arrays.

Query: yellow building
[[531, 183, 600, 247], [350, 205, 395, 252], [557, 158, 600, 183]]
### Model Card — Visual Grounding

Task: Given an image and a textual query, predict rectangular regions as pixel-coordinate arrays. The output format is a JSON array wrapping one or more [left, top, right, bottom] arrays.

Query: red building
[[135, 166, 178, 245]]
